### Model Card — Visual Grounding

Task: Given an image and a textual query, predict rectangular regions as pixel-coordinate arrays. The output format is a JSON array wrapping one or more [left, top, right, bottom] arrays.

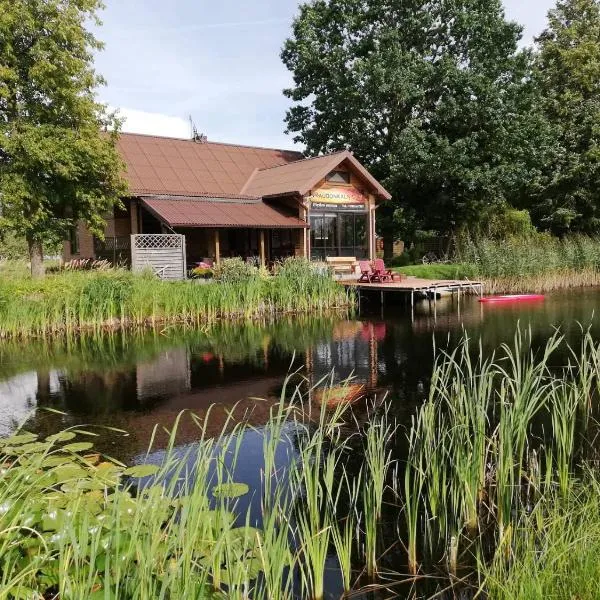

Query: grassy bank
[[458, 234, 600, 293], [393, 235, 600, 293], [394, 263, 468, 280], [0, 261, 352, 338]]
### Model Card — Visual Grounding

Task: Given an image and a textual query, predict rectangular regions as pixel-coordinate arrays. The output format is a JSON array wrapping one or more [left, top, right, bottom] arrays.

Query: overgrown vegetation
[[0, 259, 351, 338], [0, 381, 393, 599], [456, 233, 600, 292], [5, 329, 600, 597]]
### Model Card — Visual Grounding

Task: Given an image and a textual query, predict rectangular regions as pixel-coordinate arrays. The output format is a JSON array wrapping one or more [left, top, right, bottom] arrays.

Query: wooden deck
[[341, 277, 484, 310], [342, 277, 483, 293]]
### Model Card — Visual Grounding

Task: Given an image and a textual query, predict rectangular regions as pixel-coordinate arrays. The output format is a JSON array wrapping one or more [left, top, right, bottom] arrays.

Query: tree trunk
[[383, 235, 394, 260], [27, 235, 45, 279]]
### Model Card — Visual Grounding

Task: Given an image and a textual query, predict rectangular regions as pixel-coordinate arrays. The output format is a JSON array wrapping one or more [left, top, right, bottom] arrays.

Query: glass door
[[310, 213, 368, 260], [310, 215, 338, 260]]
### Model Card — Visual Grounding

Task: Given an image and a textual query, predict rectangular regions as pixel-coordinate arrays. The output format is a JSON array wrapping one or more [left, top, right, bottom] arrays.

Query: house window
[[326, 170, 350, 184], [69, 227, 79, 255], [310, 213, 367, 260]]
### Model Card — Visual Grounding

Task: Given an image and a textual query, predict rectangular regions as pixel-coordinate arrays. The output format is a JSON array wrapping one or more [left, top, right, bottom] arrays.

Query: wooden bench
[[326, 256, 358, 276]]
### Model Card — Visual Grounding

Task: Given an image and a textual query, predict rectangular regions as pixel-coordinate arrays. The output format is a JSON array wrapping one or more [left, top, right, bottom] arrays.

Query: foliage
[[394, 263, 468, 280], [0, 424, 262, 598], [465, 207, 537, 240], [190, 266, 214, 279], [48, 258, 112, 273], [401, 328, 600, 585], [212, 257, 259, 284], [530, 0, 600, 234], [0, 0, 126, 277], [282, 0, 553, 241], [0, 376, 398, 599], [0, 232, 28, 260], [457, 233, 600, 278], [483, 473, 600, 600], [0, 268, 352, 338]]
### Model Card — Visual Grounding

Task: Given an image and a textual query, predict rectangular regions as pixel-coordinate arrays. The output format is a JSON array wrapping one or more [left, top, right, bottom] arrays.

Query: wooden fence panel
[[131, 234, 186, 280]]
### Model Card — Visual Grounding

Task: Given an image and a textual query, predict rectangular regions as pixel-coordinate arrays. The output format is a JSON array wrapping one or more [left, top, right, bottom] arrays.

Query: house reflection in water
[[7, 319, 387, 462], [307, 321, 384, 406]]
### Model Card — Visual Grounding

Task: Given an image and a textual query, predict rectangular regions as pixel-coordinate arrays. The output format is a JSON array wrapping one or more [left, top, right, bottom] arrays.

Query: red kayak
[[479, 294, 545, 304]]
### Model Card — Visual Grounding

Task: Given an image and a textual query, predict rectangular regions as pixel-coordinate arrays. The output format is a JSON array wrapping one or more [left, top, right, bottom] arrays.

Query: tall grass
[[400, 326, 600, 587], [456, 234, 600, 293], [7, 327, 600, 597], [481, 469, 600, 600], [0, 374, 396, 600], [0, 264, 352, 339]]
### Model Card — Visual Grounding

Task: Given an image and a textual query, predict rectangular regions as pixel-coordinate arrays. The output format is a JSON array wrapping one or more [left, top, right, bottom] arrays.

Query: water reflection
[[1, 289, 599, 463]]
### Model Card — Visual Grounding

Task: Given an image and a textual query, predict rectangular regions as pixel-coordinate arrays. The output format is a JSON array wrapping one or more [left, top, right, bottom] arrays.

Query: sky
[[94, 0, 556, 150]]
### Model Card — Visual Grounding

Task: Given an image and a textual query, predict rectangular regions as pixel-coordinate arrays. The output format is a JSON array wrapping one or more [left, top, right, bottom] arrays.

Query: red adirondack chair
[[358, 260, 374, 283], [372, 258, 394, 282]]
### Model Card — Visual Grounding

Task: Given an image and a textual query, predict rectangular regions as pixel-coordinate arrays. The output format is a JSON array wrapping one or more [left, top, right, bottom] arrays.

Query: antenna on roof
[[188, 115, 208, 144]]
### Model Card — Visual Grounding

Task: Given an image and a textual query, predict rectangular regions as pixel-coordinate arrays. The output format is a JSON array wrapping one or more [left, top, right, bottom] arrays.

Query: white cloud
[[116, 108, 191, 138]]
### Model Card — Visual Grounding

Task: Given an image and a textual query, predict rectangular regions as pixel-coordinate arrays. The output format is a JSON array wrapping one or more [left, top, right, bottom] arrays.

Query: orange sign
[[308, 187, 367, 205]]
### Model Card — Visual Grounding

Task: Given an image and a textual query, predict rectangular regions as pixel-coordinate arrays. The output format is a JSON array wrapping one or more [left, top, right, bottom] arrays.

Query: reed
[[481, 470, 600, 600], [402, 326, 600, 582], [361, 406, 395, 579], [456, 234, 600, 293], [0, 264, 352, 339]]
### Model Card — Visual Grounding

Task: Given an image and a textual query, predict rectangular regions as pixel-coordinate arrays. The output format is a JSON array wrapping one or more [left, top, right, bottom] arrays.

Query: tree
[[282, 0, 553, 252], [532, 0, 600, 234], [0, 0, 126, 278]]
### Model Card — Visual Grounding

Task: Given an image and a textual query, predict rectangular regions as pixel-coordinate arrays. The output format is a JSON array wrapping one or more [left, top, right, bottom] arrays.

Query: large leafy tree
[[532, 0, 600, 234], [282, 0, 553, 251], [0, 0, 125, 278]]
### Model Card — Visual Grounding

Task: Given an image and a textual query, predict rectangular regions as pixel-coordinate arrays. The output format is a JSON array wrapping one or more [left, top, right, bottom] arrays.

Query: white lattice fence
[[131, 234, 186, 280]]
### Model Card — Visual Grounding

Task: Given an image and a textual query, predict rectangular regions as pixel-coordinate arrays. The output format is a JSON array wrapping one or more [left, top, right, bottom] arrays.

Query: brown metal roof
[[242, 150, 392, 201], [141, 196, 308, 229], [118, 132, 303, 197]]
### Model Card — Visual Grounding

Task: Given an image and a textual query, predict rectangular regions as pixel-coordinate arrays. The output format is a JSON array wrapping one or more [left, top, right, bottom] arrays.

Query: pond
[[2, 288, 600, 598]]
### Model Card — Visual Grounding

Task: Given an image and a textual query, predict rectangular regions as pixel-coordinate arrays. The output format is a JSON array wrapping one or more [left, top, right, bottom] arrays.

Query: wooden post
[[130, 199, 139, 234], [259, 230, 265, 267], [215, 229, 221, 265]]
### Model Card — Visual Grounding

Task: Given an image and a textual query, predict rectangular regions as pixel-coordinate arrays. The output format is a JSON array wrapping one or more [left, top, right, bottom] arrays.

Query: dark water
[[2, 288, 600, 597]]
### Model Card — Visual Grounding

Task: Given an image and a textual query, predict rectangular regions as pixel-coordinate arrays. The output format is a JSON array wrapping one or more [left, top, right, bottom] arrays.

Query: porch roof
[[140, 196, 308, 229]]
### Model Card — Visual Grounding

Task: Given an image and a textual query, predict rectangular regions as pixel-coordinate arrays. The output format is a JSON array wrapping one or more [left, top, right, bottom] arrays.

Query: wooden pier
[[341, 277, 484, 315]]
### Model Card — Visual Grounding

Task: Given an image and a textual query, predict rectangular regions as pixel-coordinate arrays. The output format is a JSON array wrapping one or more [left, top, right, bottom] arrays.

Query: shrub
[[275, 256, 324, 279], [48, 258, 112, 273], [190, 262, 214, 279], [212, 257, 259, 283]]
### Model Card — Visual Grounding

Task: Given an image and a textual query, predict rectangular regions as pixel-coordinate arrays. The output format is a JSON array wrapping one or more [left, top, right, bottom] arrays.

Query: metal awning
[[140, 196, 308, 229]]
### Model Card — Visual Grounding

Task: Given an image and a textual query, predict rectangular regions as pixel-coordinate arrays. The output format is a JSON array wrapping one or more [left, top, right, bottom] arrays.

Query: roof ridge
[[255, 150, 349, 173], [119, 131, 303, 155], [132, 191, 260, 200]]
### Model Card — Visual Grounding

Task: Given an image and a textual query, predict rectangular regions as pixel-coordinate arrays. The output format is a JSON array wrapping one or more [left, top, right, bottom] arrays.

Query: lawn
[[393, 263, 469, 280]]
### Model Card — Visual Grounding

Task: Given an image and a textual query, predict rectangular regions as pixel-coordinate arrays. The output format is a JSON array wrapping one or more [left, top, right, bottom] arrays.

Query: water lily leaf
[[62, 442, 94, 453], [227, 526, 261, 545], [18, 442, 49, 454], [53, 464, 89, 482], [0, 433, 38, 446], [123, 464, 160, 478], [43, 509, 67, 532], [41, 455, 70, 468], [45, 431, 77, 443], [9, 586, 37, 600], [212, 482, 249, 499]]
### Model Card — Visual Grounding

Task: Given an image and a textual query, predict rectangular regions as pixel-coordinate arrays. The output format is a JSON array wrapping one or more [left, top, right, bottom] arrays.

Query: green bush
[[212, 257, 259, 283]]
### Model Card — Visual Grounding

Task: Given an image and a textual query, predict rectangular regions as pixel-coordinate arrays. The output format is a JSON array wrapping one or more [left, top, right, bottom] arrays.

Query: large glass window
[[310, 212, 368, 260]]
